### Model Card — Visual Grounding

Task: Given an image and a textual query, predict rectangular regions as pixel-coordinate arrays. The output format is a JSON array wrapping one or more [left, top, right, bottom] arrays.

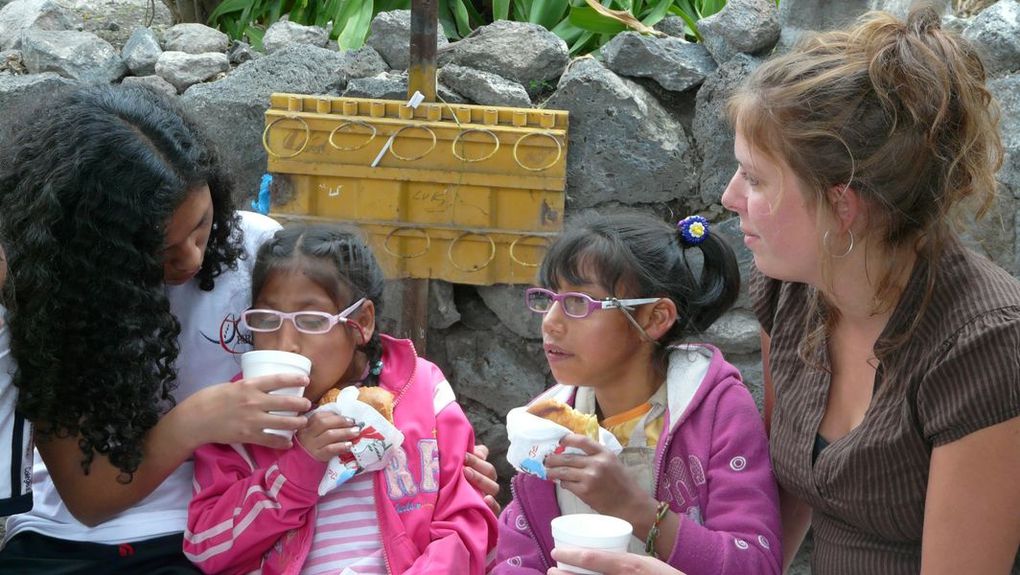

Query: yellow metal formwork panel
[[263, 93, 567, 286]]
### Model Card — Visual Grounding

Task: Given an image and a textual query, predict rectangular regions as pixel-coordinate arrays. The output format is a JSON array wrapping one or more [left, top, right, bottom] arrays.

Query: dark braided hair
[[251, 224, 386, 385], [0, 84, 244, 479], [539, 211, 740, 367]]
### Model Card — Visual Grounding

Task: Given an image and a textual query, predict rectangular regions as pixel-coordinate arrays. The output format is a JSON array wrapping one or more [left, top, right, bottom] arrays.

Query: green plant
[[207, 0, 737, 55]]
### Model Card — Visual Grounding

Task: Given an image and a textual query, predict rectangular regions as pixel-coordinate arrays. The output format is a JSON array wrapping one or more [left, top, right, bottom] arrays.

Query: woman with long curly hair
[[0, 85, 308, 573]]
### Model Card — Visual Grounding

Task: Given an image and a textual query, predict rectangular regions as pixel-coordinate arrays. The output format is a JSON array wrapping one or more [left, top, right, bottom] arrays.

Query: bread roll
[[526, 398, 599, 440], [357, 386, 394, 423], [317, 386, 395, 423]]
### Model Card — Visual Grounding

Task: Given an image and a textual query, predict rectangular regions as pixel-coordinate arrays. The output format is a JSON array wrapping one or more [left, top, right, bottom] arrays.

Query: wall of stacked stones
[[1, 0, 1018, 499]]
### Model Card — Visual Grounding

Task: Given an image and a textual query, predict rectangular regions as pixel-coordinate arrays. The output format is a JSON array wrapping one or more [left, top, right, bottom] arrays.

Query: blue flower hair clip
[[677, 215, 709, 247]]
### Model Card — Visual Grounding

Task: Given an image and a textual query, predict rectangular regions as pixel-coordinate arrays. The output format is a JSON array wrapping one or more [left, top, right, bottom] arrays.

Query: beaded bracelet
[[644, 500, 671, 558]]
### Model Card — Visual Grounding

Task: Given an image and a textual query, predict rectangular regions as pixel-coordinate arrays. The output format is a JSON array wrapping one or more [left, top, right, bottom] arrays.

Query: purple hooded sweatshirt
[[492, 344, 782, 575]]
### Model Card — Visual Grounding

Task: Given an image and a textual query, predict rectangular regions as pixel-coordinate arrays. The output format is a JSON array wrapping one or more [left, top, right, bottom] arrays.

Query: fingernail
[[350, 427, 361, 434]]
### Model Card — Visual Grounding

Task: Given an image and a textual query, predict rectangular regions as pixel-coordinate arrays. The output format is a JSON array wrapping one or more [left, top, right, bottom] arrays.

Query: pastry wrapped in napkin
[[313, 386, 404, 496], [506, 398, 623, 480]]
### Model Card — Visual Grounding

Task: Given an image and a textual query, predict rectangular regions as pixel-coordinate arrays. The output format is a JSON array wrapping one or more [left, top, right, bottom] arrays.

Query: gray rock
[[21, 28, 125, 83], [961, 190, 1016, 276], [779, 0, 872, 30], [0, 72, 72, 138], [0, 0, 82, 51], [693, 54, 761, 207], [181, 44, 353, 202], [0, 49, 24, 73], [602, 33, 717, 93], [155, 50, 229, 92], [69, 0, 173, 51], [227, 40, 258, 66], [438, 20, 568, 98], [438, 64, 531, 107], [443, 324, 552, 417], [654, 15, 688, 37], [545, 58, 700, 209], [367, 9, 448, 70], [429, 280, 461, 330], [477, 284, 542, 340], [121, 73, 177, 97], [875, 0, 951, 18], [697, 0, 780, 64], [942, 13, 970, 34], [382, 280, 461, 332], [262, 20, 329, 54], [163, 23, 228, 54], [342, 46, 387, 78], [121, 27, 161, 76], [343, 70, 466, 103], [715, 216, 756, 311], [963, 0, 1020, 77], [991, 74, 1020, 193], [701, 309, 761, 355]]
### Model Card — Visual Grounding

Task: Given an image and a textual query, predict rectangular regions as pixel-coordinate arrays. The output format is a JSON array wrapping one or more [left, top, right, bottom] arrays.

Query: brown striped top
[[752, 239, 1020, 574]]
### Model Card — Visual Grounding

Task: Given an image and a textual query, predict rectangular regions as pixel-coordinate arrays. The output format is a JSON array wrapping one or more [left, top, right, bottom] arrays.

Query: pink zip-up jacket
[[493, 345, 782, 575], [184, 335, 497, 574]]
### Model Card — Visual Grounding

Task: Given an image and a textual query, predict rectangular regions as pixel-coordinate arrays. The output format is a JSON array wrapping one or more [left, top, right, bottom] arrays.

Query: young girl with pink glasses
[[184, 224, 496, 574]]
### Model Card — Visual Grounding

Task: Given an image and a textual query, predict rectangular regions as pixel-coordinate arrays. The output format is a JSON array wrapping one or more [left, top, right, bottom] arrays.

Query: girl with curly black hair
[[0, 85, 308, 573]]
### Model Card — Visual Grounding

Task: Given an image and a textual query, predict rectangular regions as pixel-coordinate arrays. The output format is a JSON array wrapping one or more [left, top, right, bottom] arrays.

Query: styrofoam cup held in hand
[[241, 350, 311, 439], [551, 514, 633, 575]]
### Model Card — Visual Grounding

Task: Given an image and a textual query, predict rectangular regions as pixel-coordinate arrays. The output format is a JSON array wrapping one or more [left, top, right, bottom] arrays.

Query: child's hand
[[544, 434, 651, 520], [297, 411, 361, 463]]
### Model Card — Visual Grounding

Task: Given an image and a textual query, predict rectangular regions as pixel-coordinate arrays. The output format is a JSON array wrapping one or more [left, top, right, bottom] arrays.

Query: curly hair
[[0, 85, 244, 479], [250, 224, 386, 385]]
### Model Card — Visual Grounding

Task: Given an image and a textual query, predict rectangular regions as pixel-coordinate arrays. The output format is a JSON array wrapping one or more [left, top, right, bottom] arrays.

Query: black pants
[[0, 531, 201, 574]]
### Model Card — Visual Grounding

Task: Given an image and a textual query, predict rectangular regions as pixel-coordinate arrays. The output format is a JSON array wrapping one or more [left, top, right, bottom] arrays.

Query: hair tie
[[370, 360, 384, 376], [677, 215, 709, 247]]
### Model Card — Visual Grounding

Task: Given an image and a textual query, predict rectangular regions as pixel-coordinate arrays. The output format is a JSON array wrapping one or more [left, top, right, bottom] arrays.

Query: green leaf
[[674, 8, 701, 41], [450, 0, 474, 36], [208, 0, 250, 22], [493, 0, 510, 20], [244, 24, 265, 50], [337, 0, 373, 49], [530, 0, 569, 29], [569, 30, 597, 54], [640, 0, 673, 27], [567, 6, 627, 34]]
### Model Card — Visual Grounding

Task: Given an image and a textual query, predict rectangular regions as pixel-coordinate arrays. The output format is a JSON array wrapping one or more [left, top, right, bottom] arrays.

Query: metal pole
[[408, 0, 438, 102], [397, 0, 439, 354]]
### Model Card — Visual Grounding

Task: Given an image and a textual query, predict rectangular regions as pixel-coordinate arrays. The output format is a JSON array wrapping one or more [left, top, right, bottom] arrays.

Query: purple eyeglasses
[[524, 288, 659, 319]]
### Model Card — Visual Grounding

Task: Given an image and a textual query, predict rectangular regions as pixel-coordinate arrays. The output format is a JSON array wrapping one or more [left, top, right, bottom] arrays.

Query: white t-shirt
[[4, 211, 281, 544], [0, 306, 33, 516]]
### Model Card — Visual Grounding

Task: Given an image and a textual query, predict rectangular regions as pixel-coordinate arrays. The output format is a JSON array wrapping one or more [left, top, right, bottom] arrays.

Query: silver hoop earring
[[823, 229, 854, 258]]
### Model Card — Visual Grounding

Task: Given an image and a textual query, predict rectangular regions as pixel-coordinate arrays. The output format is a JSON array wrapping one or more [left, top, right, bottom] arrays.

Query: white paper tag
[[505, 406, 622, 480], [315, 386, 405, 496]]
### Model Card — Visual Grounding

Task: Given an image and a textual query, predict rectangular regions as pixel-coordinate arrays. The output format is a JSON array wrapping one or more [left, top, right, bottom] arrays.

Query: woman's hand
[[296, 411, 360, 463], [548, 548, 686, 575], [464, 444, 501, 515], [544, 434, 654, 523], [180, 373, 312, 451]]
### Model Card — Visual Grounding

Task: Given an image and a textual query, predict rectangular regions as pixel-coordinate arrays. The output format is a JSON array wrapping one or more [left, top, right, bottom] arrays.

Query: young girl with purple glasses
[[493, 211, 782, 575], [185, 224, 496, 574]]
